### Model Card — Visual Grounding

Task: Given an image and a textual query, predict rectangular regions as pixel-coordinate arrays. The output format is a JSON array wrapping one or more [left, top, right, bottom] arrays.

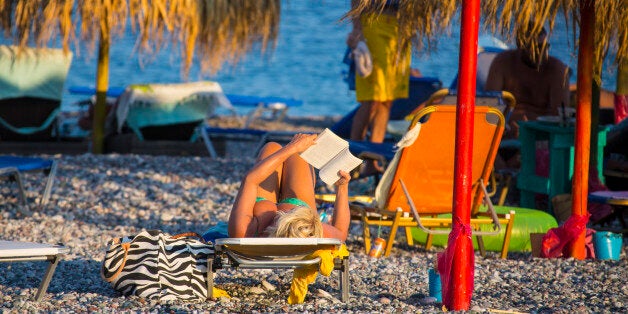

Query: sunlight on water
[[1, 1, 619, 117]]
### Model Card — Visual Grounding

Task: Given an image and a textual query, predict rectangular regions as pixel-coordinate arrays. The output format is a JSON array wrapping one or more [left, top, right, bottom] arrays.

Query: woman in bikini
[[228, 133, 352, 241]]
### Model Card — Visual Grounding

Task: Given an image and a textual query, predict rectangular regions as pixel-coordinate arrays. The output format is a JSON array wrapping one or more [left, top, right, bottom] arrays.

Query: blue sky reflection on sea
[[1, 0, 619, 117]]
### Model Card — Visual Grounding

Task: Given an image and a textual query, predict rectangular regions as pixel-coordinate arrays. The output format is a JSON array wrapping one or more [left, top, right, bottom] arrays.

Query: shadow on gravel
[[0, 258, 114, 297]]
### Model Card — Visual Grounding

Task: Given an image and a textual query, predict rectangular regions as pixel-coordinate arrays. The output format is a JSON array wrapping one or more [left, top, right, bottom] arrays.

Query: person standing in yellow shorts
[[346, 0, 411, 175]]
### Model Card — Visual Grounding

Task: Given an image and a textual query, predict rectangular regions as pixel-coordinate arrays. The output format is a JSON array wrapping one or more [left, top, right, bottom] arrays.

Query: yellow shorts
[[355, 14, 411, 102]]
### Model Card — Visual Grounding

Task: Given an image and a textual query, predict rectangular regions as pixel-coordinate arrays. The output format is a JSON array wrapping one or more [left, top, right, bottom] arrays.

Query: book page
[[319, 147, 363, 185], [299, 128, 349, 169]]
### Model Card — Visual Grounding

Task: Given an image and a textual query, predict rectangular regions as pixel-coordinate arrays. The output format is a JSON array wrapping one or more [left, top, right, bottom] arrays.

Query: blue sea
[[5, 1, 620, 117]]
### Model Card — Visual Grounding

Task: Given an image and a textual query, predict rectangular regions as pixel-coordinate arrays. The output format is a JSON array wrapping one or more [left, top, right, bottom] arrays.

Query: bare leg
[[278, 153, 317, 211], [254, 142, 283, 203], [369, 100, 392, 143], [361, 100, 392, 174], [350, 101, 372, 141], [252, 143, 284, 234]]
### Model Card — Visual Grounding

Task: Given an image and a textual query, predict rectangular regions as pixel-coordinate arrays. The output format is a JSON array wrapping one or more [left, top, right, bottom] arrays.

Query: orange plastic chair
[[422, 88, 518, 205], [352, 105, 516, 258]]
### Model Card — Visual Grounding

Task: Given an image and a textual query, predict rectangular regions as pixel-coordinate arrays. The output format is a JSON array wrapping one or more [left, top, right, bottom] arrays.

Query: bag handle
[[102, 242, 131, 283], [171, 232, 207, 243]]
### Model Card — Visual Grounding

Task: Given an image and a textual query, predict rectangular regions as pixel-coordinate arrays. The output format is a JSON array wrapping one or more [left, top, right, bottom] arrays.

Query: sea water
[[2, 0, 619, 117]]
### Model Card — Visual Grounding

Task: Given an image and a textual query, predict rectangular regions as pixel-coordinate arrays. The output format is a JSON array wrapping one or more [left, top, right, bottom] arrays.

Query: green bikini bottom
[[255, 196, 310, 208]]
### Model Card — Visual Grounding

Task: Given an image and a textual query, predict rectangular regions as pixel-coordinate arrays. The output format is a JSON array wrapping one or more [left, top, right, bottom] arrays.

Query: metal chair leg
[[40, 161, 57, 206], [339, 257, 350, 302], [35, 254, 61, 301], [13, 171, 27, 207], [207, 257, 214, 299]]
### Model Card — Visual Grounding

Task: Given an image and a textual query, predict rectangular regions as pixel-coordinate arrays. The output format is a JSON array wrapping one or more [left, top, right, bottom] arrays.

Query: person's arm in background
[[346, 0, 363, 49]]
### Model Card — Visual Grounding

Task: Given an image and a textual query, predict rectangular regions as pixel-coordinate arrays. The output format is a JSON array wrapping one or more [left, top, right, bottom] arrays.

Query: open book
[[300, 128, 363, 185]]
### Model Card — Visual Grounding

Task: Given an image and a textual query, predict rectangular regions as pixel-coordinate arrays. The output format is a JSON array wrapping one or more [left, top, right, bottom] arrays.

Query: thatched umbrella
[[481, 0, 628, 258], [348, 0, 627, 310], [0, 0, 280, 153], [345, 0, 479, 311]]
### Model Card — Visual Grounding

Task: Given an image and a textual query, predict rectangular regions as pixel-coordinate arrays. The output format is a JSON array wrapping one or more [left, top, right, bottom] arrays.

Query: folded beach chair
[[0, 156, 57, 208], [113, 81, 236, 141], [0, 45, 72, 141], [0, 240, 68, 301], [350, 105, 516, 258], [209, 237, 349, 302]]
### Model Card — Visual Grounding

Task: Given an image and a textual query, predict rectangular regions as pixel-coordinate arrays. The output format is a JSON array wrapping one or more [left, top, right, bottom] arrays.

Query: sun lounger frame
[[208, 238, 350, 302], [0, 241, 68, 301], [0, 157, 57, 208]]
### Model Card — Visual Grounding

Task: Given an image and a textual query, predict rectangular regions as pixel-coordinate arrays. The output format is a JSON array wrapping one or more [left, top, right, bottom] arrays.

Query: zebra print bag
[[101, 229, 215, 301]]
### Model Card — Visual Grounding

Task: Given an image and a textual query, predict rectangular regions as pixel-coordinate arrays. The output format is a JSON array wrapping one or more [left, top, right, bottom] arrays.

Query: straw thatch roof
[[346, 0, 627, 81], [0, 0, 280, 76]]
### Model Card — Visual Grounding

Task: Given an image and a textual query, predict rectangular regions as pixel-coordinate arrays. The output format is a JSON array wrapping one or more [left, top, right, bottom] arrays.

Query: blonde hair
[[265, 206, 323, 238]]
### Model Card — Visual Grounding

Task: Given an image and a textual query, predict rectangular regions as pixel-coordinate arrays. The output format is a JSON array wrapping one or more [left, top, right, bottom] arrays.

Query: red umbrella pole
[[567, 0, 595, 259], [443, 0, 480, 310]]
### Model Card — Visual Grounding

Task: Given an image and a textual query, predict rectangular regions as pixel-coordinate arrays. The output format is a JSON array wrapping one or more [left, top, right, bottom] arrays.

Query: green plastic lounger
[[113, 81, 236, 141], [0, 240, 68, 301], [0, 156, 57, 208], [0, 45, 72, 141]]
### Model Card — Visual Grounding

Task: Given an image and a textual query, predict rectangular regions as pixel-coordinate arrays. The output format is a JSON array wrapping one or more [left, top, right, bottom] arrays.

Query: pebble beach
[[0, 118, 627, 313]]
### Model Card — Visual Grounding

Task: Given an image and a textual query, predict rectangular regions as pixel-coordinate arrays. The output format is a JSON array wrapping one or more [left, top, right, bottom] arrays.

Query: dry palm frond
[[0, 0, 280, 76], [344, 0, 627, 83], [482, 0, 628, 83], [343, 0, 458, 55]]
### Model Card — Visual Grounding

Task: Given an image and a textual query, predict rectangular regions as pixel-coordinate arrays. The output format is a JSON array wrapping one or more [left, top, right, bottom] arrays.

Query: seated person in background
[[485, 25, 570, 139], [228, 133, 351, 241]]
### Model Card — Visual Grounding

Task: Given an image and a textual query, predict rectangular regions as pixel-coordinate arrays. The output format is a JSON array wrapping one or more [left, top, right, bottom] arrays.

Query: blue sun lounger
[[330, 76, 442, 164], [0, 156, 57, 208], [331, 76, 443, 140], [225, 94, 303, 127], [201, 125, 317, 158]]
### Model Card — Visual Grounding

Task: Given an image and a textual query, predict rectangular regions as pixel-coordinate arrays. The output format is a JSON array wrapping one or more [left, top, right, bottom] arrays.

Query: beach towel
[[353, 41, 373, 78], [101, 230, 228, 301], [288, 244, 349, 304]]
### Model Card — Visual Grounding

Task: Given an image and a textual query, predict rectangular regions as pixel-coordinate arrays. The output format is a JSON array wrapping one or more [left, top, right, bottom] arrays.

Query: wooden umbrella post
[[568, 0, 595, 259], [447, 0, 480, 310], [92, 26, 111, 154]]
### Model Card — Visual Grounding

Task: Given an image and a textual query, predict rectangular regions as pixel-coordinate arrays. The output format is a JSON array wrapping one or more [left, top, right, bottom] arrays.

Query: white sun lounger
[[209, 237, 350, 302], [0, 241, 68, 301]]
